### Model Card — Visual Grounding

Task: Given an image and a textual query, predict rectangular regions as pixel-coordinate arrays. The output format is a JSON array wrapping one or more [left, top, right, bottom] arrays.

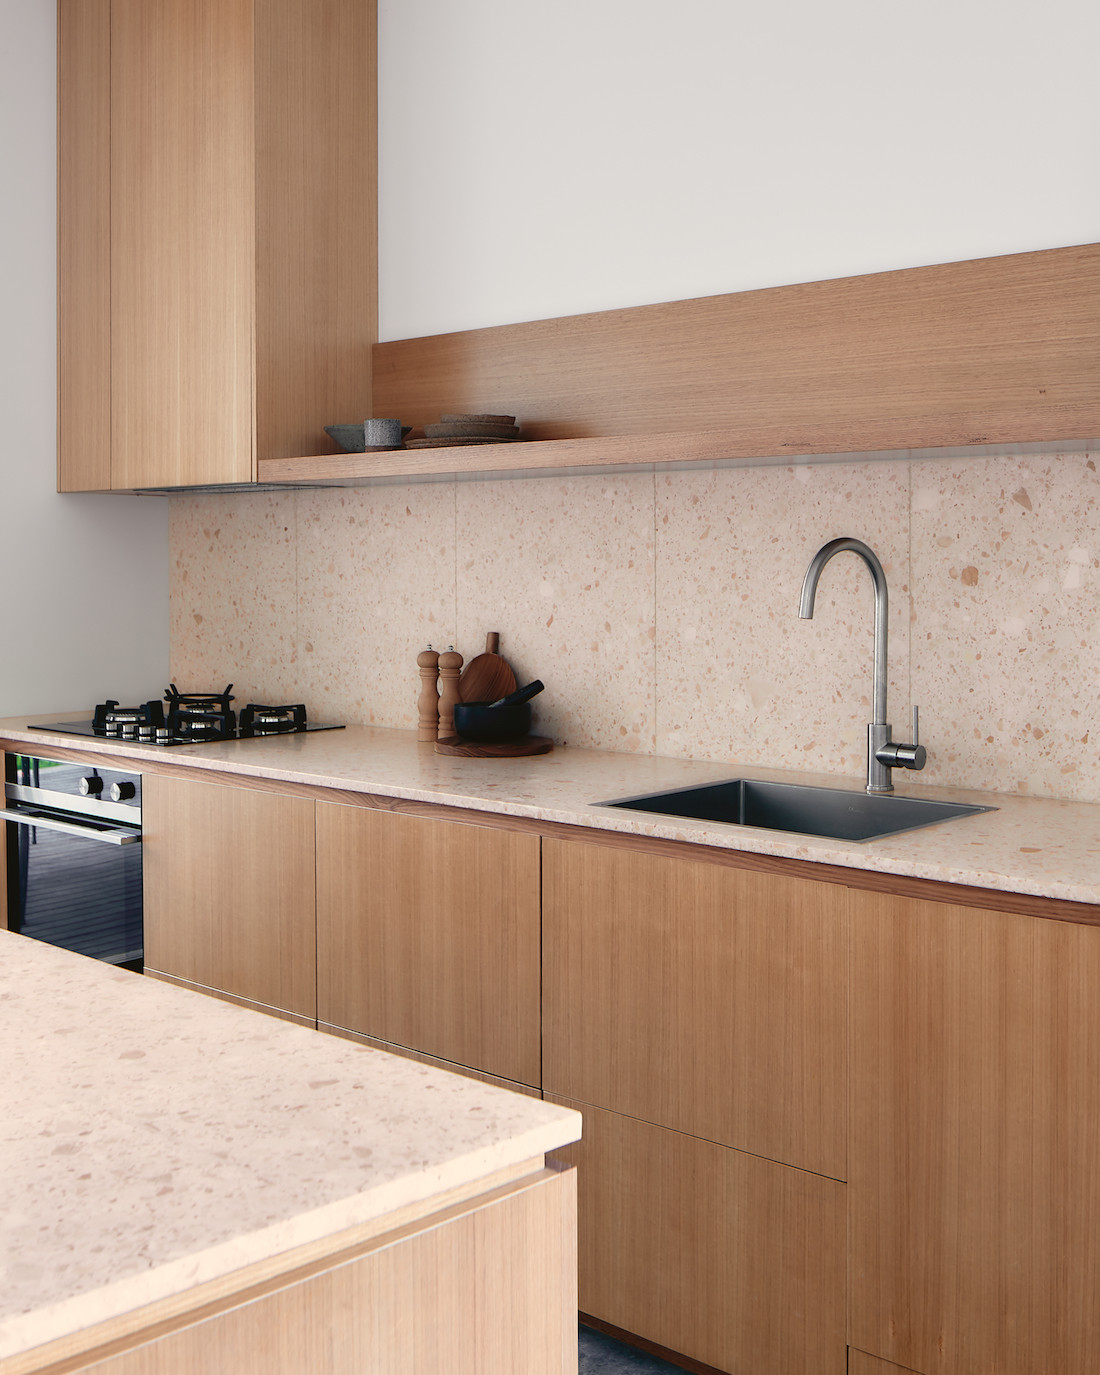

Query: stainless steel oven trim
[[5, 782, 139, 826], [3, 806, 142, 846]]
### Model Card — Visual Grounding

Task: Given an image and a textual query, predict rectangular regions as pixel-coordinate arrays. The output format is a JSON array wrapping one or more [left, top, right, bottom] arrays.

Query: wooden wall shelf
[[250, 241, 1100, 491], [254, 427, 1099, 490]]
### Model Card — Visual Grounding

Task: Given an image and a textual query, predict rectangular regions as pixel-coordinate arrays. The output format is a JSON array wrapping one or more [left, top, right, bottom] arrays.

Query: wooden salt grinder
[[437, 646, 464, 738], [416, 645, 440, 742]]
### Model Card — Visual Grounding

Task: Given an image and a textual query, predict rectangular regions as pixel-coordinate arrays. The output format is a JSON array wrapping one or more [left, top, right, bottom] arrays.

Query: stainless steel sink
[[599, 778, 995, 843]]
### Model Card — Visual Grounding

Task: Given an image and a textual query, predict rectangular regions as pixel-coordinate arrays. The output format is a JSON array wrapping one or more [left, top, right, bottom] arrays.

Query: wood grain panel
[[372, 243, 1100, 452], [316, 803, 541, 1086], [142, 773, 316, 1018], [848, 1353, 925, 1375], [110, 0, 254, 488], [254, 0, 377, 461], [849, 891, 1100, 1374], [551, 1099, 845, 1375], [43, 1167, 576, 1375], [319, 1022, 543, 1099], [543, 836, 847, 1178], [58, 0, 112, 493]]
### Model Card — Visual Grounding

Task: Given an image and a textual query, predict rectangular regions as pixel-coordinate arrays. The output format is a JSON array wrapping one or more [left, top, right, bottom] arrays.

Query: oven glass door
[[6, 803, 143, 968]]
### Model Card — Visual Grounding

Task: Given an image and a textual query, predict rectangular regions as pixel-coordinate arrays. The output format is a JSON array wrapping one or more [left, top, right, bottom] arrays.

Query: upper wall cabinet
[[58, 0, 377, 492]]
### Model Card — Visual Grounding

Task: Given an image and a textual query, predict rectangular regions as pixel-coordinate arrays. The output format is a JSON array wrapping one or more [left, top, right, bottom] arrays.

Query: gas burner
[[93, 698, 168, 742], [164, 684, 236, 741], [239, 703, 308, 736]]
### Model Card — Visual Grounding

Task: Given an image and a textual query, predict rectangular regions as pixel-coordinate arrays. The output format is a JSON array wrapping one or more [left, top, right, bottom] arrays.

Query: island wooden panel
[[543, 836, 847, 1179], [372, 243, 1100, 453], [142, 773, 316, 1019], [551, 1099, 845, 1375], [849, 890, 1100, 1374], [316, 803, 541, 1087], [110, 0, 255, 488], [57, 0, 111, 493], [45, 1166, 576, 1375]]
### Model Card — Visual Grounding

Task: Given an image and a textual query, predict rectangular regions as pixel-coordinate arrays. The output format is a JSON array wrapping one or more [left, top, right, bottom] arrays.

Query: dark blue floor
[[578, 1323, 687, 1373]]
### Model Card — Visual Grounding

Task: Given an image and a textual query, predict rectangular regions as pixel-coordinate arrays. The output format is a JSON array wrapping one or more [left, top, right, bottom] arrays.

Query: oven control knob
[[78, 775, 104, 796], [109, 781, 137, 802]]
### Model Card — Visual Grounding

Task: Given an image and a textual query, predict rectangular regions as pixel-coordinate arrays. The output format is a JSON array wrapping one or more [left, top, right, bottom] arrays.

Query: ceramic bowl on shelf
[[324, 422, 412, 453]]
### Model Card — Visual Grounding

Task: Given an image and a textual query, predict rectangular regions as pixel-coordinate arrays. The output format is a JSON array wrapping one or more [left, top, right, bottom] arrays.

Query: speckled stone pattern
[[0, 931, 580, 1361], [3, 719, 1099, 906], [168, 448, 1100, 804]]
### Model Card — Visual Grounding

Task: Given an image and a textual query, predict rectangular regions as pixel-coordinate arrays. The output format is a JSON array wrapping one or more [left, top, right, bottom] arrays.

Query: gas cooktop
[[29, 686, 345, 748]]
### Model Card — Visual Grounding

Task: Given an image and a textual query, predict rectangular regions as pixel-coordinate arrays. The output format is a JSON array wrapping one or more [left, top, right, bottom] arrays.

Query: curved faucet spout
[[799, 537, 888, 729]]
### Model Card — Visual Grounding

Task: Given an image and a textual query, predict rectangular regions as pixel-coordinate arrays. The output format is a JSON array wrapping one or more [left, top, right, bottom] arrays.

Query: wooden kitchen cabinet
[[142, 773, 316, 1020], [58, 0, 376, 491], [542, 834, 848, 1373], [542, 835, 848, 1179], [316, 803, 542, 1088], [849, 889, 1100, 1375], [551, 1098, 846, 1375]]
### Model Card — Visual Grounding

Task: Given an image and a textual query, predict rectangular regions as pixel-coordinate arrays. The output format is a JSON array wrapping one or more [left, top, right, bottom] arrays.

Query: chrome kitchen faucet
[[799, 537, 926, 793]]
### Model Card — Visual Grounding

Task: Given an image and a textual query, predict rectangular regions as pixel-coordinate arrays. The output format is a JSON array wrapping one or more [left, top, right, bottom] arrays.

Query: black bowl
[[452, 700, 531, 743]]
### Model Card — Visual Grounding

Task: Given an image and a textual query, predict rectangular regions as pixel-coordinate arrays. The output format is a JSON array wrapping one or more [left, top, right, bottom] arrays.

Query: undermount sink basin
[[600, 778, 995, 843]]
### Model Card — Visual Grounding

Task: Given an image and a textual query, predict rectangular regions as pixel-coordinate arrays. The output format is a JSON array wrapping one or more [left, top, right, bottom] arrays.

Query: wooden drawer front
[[543, 837, 847, 1177], [142, 774, 316, 1018], [316, 804, 541, 1087], [551, 1098, 845, 1375], [850, 891, 1100, 1375]]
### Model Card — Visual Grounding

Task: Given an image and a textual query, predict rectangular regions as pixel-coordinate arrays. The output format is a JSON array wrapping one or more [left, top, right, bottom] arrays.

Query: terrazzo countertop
[[0, 932, 581, 1363], [4, 716, 1100, 907], [2, 715, 1100, 905]]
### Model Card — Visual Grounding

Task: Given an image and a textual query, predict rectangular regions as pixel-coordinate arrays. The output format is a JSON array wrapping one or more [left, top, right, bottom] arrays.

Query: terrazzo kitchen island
[[0, 932, 581, 1375]]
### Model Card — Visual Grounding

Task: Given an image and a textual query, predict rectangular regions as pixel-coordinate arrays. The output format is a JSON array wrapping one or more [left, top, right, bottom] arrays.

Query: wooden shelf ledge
[[255, 417, 1099, 489]]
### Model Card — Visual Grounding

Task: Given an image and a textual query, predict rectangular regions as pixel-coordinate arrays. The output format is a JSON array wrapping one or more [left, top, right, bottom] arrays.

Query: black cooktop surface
[[28, 718, 346, 747]]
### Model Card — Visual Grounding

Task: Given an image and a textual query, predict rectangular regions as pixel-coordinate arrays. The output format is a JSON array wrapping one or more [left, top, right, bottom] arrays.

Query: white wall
[[0, 0, 168, 717], [379, 0, 1100, 338]]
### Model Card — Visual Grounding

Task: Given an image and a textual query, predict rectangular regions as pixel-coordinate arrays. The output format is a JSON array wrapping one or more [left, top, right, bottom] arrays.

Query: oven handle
[[3, 808, 141, 846]]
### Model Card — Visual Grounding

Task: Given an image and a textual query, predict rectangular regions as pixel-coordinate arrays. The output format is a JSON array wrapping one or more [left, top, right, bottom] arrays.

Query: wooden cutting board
[[459, 632, 516, 702], [434, 735, 553, 757]]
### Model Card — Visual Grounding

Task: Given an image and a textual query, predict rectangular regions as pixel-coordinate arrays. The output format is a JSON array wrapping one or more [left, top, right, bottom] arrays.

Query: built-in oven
[[4, 754, 142, 969]]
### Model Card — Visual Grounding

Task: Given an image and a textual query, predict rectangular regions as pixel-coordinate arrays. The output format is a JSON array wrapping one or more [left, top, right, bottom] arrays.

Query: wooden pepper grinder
[[416, 645, 440, 742], [437, 646, 464, 739]]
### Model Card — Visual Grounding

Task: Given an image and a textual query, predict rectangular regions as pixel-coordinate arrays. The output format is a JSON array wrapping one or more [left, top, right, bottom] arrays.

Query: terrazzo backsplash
[[169, 449, 1100, 803]]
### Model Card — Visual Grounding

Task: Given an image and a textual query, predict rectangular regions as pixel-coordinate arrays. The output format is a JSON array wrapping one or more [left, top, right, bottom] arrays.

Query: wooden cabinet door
[[552, 1098, 845, 1375], [58, 0, 377, 491], [143, 774, 316, 1018], [543, 837, 848, 1178], [110, 0, 255, 489], [316, 804, 541, 1087], [849, 891, 1100, 1375]]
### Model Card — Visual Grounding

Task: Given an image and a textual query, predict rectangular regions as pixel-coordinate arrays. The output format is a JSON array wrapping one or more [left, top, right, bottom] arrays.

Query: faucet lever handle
[[912, 705, 920, 748]]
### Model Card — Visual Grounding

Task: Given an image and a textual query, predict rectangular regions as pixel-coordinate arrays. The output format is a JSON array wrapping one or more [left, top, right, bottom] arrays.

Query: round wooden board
[[433, 735, 553, 757]]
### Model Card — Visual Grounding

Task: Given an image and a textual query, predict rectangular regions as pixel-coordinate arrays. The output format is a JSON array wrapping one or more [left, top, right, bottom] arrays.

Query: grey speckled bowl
[[324, 424, 365, 453]]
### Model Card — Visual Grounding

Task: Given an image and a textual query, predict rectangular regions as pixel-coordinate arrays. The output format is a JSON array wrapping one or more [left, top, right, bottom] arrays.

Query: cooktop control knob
[[78, 775, 103, 796], [109, 780, 137, 802]]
